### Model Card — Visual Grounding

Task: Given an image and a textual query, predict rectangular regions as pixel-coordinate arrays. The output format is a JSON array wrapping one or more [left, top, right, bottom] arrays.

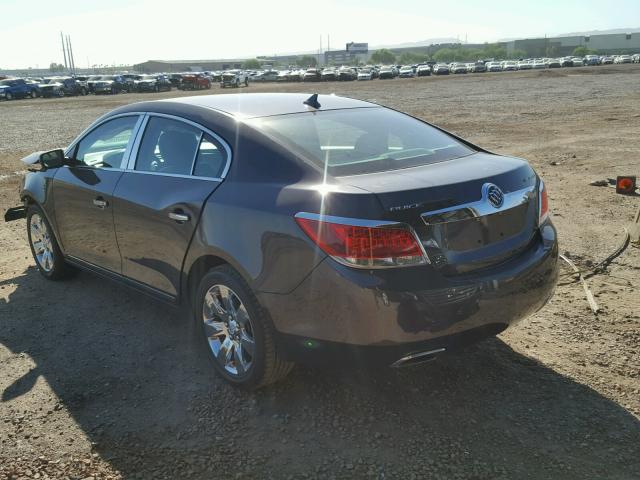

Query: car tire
[[194, 265, 293, 389], [30, 90, 38, 98], [26, 204, 76, 280], [6, 92, 13, 100], [155, 85, 159, 93]]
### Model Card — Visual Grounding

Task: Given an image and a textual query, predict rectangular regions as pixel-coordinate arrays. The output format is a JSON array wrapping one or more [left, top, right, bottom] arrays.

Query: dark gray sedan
[[5, 93, 558, 388]]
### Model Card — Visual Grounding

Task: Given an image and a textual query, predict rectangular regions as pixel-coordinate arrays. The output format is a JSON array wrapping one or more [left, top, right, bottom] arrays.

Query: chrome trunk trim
[[421, 184, 536, 226]]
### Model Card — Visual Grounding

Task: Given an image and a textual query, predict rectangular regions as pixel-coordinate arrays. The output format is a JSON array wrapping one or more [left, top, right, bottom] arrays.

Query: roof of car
[[160, 93, 377, 118]]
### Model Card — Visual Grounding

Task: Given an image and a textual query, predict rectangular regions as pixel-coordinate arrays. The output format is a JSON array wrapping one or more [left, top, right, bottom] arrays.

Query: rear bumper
[[259, 223, 558, 365]]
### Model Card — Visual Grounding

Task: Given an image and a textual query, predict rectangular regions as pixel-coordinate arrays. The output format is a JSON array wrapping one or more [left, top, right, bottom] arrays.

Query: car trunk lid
[[336, 152, 540, 274]]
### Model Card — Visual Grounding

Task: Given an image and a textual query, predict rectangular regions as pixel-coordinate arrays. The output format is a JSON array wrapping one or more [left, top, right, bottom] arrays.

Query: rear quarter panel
[[182, 126, 327, 294]]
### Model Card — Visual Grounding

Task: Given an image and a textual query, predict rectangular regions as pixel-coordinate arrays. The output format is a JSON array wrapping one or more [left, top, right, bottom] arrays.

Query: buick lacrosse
[[5, 93, 558, 388]]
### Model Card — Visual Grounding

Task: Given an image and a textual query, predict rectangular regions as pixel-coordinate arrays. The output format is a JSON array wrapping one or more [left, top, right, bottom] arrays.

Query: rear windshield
[[248, 107, 474, 176]]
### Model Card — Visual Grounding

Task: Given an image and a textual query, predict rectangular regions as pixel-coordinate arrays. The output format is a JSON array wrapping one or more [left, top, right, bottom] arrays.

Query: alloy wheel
[[202, 284, 256, 377], [29, 213, 54, 272]]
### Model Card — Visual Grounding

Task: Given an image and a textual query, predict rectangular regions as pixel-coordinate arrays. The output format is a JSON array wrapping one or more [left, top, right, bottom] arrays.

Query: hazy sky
[[1, 0, 638, 69]]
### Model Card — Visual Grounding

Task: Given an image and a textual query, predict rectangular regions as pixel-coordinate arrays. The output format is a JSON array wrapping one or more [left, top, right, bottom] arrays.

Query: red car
[[179, 74, 211, 90]]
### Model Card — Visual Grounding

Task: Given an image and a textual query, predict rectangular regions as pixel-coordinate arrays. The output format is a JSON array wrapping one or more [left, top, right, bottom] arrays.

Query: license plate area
[[428, 204, 528, 251]]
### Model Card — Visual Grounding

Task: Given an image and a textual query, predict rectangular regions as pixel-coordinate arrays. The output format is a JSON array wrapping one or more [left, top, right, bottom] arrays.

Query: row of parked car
[[0, 72, 227, 100], [250, 53, 640, 81], [0, 69, 259, 100], [2, 53, 638, 100]]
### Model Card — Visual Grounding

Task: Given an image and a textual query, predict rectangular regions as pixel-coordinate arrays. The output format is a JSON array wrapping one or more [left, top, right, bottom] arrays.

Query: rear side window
[[248, 107, 474, 176], [193, 134, 227, 178], [135, 117, 201, 175]]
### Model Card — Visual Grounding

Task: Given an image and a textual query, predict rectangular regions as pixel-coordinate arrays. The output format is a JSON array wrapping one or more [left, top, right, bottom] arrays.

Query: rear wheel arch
[[187, 255, 228, 305], [185, 254, 257, 307]]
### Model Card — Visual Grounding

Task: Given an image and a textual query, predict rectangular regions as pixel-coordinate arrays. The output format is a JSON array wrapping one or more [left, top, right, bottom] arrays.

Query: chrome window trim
[[58, 165, 126, 173], [190, 131, 205, 175], [126, 114, 149, 170], [122, 170, 223, 182], [294, 212, 430, 268], [127, 112, 232, 181], [64, 113, 145, 170], [421, 184, 536, 226]]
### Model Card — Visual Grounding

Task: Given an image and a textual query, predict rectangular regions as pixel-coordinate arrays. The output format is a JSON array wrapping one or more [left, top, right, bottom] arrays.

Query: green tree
[[398, 52, 427, 65], [49, 62, 65, 72], [482, 43, 507, 60], [432, 45, 484, 63], [296, 55, 317, 67], [572, 46, 597, 56], [370, 49, 396, 65], [242, 58, 261, 69], [433, 48, 452, 62]]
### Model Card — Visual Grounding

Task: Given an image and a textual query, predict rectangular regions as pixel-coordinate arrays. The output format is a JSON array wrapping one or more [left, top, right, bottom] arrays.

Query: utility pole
[[66, 35, 75, 74], [61, 32, 68, 70], [68, 35, 76, 73], [65, 36, 71, 72]]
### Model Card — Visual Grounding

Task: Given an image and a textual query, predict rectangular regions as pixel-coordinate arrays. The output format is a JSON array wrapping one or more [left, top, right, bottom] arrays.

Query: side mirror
[[39, 149, 66, 169]]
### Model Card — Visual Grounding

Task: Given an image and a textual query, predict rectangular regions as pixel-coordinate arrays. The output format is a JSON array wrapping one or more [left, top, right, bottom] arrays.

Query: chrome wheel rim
[[202, 285, 255, 377], [29, 213, 54, 272]]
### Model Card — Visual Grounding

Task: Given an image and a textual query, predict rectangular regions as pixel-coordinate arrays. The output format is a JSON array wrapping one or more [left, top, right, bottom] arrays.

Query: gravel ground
[[1, 64, 639, 479]]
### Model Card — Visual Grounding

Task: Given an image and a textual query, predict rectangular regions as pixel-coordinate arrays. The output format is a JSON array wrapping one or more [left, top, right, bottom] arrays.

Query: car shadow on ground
[[1, 266, 639, 479]]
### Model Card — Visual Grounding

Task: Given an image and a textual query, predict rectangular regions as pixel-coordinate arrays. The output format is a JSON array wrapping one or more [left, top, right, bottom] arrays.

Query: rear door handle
[[168, 211, 190, 222], [93, 197, 108, 209]]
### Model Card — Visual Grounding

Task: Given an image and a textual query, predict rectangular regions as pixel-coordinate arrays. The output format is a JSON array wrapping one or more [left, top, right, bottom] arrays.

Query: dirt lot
[[1, 65, 639, 479]]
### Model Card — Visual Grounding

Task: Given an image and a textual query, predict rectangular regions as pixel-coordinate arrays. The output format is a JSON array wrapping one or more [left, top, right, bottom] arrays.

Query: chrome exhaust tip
[[390, 348, 446, 368]]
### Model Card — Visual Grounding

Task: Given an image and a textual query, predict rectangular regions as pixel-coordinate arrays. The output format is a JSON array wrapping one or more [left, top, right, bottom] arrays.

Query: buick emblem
[[484, 183, 504, 208]]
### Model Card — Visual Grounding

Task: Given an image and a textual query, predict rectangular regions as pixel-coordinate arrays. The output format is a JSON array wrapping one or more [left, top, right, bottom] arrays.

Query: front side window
[[248, 108, 474, 176], [135, 117, 201, 175], [74, 116, 139, 168]]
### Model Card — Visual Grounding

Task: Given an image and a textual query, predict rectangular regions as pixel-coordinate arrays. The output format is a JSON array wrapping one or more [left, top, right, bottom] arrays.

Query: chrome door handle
[[93, 198, 108, 209], [168, 211, 190, 222]]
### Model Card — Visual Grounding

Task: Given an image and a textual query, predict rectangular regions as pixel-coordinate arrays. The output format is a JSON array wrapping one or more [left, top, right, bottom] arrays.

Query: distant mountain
[[372, 38, 461, 49], [499, 27, 640, 42]]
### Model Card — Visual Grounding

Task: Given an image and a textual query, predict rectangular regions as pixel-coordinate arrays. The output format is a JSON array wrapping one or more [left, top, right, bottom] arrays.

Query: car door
[[52, 114, 142, 272], [112, 114, 230, 297]]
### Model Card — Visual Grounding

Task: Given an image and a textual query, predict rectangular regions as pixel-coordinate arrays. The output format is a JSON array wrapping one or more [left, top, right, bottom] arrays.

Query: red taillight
[[295, 215, 426, 268], [539, 181, 549, 224]]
